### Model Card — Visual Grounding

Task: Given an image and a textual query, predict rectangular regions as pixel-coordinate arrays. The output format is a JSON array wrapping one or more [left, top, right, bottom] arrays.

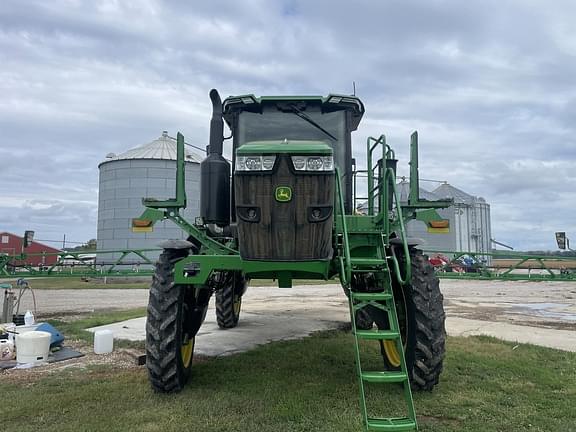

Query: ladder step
[[367, 417, 417, 431], [350, 258, 387, 267], [361, 371, 408, 383], [351, 291, 392, 301], [355, 329, 399, 340]]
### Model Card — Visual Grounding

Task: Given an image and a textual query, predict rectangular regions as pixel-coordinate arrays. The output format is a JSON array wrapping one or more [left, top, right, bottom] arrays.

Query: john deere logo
[[275, 186, 292, 202]]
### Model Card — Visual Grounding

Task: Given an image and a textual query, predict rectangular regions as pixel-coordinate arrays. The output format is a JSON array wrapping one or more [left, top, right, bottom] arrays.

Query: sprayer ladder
[[348, 262, 418, 431]]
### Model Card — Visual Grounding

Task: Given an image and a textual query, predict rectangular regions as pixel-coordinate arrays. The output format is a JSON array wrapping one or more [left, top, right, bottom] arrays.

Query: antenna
[[352, 81, 356, 96]]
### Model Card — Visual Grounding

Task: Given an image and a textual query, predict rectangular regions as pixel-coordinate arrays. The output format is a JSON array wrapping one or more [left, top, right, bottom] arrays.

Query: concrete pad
[[89, 309, 347, 357], [89, 284, 350, 357], [446, 316, 576, 352], [90, 316, 147, 342]]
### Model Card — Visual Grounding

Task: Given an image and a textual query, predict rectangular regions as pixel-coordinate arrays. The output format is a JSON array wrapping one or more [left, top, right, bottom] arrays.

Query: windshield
[[237, 107, 347, 168]]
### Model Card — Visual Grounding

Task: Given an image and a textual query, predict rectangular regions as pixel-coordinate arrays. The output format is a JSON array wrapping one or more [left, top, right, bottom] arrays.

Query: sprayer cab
[[199, 91, 365, 233], [198, 90, 366, 261]]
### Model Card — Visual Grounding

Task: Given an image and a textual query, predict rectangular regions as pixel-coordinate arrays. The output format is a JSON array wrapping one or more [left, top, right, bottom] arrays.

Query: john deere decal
[[275, 186, 292, 202]]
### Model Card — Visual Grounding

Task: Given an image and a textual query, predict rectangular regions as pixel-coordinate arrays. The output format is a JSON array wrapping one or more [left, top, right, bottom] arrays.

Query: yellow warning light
[[132, 219, 153, 232], [427, 219, 450, 233]]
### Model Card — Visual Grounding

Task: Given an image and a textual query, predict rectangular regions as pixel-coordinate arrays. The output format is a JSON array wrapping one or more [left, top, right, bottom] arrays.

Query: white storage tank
[[97, 131, 202, 265]]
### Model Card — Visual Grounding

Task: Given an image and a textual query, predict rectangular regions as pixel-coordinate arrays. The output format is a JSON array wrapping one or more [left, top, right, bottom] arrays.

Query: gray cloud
[[1, 0, 575, 250]]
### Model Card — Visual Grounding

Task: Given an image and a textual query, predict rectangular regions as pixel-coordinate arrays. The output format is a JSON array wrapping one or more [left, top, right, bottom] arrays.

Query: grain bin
[[398, 181, 456, 252], [97, 131, 202, 266], [398, 181, 492, 262], [432, 183, 492, 262]]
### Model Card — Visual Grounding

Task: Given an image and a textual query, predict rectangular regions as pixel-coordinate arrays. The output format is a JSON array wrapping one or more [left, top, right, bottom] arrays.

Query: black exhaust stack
[[200, 89, 231, 226]]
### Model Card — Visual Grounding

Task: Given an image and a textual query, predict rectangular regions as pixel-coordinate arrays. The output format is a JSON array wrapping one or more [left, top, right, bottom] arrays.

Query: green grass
[[2, 331, 575, 431]]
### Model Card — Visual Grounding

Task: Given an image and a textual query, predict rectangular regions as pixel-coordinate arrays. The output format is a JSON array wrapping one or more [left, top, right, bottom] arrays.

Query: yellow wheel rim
[[181, 336, 194, 368], [383, 283, 408, 368], [383, 340, 401, 367], [233, 296, 242, 316]]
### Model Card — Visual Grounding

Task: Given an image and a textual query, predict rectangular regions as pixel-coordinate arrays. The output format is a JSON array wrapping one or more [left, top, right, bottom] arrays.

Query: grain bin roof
[[397, 181, 442, 203], [101, 131, 203, 165], [432, 183, 474, 204]]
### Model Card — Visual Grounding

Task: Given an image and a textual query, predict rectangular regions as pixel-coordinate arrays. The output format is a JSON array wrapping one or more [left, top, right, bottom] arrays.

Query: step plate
[[350, 292, 392, 301], [355, 329, 399, 340], [367, 417, 417, 431], [361, 371, 407, 383]]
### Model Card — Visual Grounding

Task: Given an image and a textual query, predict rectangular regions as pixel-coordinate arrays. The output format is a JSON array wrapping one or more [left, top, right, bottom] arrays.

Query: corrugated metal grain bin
[[96, 131, 202, 266], [398, 181, 492, 263]]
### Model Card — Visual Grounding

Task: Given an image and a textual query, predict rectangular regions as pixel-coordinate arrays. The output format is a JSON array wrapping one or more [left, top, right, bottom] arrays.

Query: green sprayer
[[133, 89, 450, 431]]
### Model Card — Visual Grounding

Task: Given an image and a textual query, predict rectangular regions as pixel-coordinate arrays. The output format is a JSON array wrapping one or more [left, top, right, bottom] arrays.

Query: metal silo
[[396, 181, 492, 262], [398, 181, 457, 252], [432, 183, 492, 262], [471, 197, 491, 255], [97, 131, 202, 266]]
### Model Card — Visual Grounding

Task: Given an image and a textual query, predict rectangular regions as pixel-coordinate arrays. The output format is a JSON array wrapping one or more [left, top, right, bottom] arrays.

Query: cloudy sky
[[1, 0, 575, 251]]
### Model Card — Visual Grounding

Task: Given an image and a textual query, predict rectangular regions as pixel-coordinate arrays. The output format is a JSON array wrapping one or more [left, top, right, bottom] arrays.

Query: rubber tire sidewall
[[146, 249, 193, 393], [390, 248, 446, 391], [215, 271, 245, 329]]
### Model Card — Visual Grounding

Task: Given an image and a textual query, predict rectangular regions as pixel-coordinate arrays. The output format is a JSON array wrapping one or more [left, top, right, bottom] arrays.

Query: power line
[[166, 134, 232, 163], [35, 238, 86, 245], [166, 134, 207, 155]]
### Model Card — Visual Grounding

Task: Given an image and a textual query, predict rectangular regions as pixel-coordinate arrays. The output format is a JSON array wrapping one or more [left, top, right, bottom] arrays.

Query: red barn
[[0, 232, 61, 266]]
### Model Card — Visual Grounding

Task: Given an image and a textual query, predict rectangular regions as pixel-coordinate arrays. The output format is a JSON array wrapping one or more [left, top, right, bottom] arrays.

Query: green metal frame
[[427, 249, 576, 281], [5, 246, 574, 282], [0, 248, 159, 278]]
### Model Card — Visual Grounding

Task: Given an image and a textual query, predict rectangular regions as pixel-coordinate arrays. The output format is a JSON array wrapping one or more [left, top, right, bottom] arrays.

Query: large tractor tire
[[146, 249, 210, 393], [215, 271, 247, 329], [385, 248, 446, 391]]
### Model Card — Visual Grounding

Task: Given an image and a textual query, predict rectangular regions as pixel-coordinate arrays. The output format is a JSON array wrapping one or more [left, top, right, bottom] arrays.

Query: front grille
[[234, 156, 334, 261]]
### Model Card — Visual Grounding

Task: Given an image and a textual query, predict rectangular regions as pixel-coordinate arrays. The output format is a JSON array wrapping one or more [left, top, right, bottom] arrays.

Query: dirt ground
[[440, 279, 576, 331], [0, 338, 143, 383]]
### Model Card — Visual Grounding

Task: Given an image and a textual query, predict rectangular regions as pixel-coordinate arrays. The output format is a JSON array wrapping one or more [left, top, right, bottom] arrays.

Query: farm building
[[0, 232, 61, 266]]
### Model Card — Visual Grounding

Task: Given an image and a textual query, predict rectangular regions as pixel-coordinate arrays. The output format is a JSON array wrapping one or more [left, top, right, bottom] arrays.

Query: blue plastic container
[[35, 323, 65, 348]]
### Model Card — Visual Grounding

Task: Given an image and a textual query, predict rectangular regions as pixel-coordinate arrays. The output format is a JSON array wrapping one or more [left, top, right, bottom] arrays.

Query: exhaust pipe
[[208, 89, 224, 155], [200, 89, 231, 226]]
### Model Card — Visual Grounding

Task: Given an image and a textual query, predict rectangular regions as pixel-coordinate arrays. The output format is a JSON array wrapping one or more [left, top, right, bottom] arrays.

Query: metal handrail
[[385, 166, 412, 285], [335, 168, 351, 288]]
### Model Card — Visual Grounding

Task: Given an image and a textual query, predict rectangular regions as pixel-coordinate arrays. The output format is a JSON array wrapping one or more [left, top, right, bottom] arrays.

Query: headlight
[[262, 156, 276, 170], [236, 155, 276, 171], [291, 155, 334, 171]]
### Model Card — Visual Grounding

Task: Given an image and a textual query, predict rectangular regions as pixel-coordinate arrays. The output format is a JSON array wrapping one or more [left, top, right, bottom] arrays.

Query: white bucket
[[94, 329, 114, 354], [16, 330, 51, 364], [12, 324, 39, 343], [15, 324, 39, 334]]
